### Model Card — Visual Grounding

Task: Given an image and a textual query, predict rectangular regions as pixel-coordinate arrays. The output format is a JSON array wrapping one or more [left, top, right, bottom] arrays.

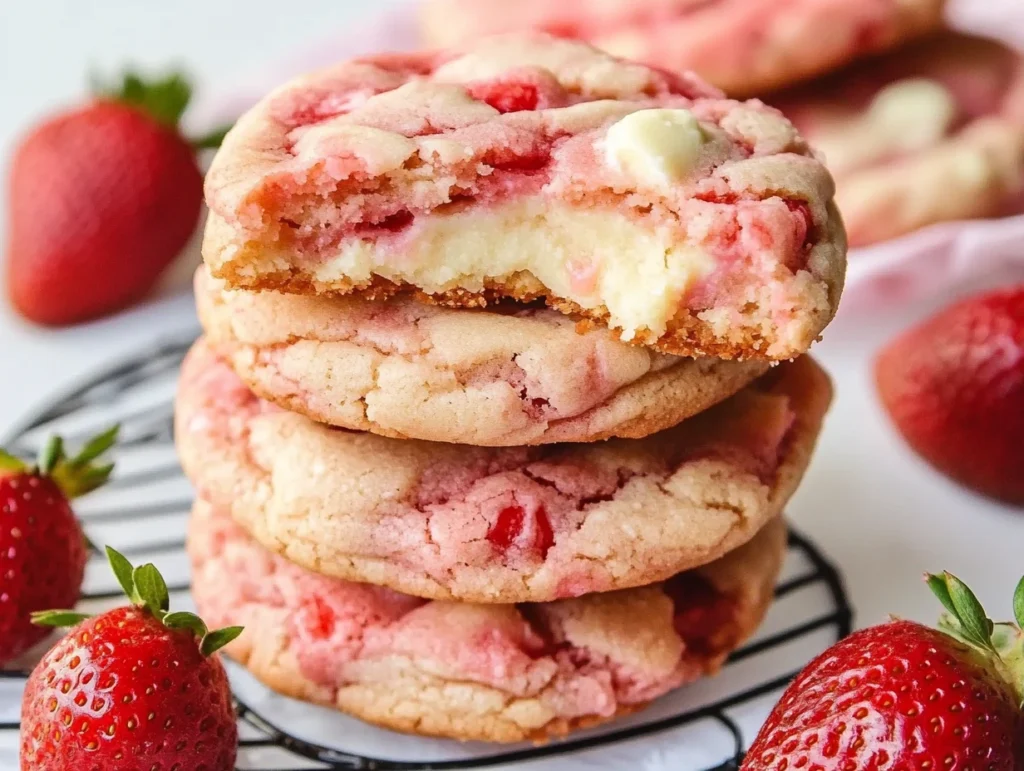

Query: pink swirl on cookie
[[418, 0, 947, 97], [176, 338, 831, 603], [188, 499, 786, 742], [204, 34, 845, 360]]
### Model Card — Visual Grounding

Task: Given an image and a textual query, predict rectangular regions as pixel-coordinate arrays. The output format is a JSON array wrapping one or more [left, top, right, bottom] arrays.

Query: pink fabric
[[190, 0, 1024, 312]]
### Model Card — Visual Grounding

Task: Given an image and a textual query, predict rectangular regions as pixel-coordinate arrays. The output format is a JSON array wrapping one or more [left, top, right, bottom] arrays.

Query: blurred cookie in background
[[418, 0, 948, 97], [773, 32, 1024, 247]]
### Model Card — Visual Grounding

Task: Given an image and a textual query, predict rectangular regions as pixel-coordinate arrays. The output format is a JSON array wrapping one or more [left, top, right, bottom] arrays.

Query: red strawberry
[[876, 284, 1024, 505], [0, 427, 117, 664], [5, 72, 227, 326], [21, 548, 242, 771], [743, 572, 1024, 769]]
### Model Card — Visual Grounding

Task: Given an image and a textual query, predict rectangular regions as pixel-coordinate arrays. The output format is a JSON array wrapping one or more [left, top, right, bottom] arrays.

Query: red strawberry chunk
[[663, 573, 737, 656], [487, 503, 555, 557], [468, 81, 540, 113], [295, 596, 337, 641]]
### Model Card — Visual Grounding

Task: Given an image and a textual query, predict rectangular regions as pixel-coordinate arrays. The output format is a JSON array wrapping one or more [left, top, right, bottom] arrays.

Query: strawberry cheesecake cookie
[[175, 338, 830, 603], [204, 34, 846, 360], [189, 499, 786, 742], [774, 33, 1024, 247], [419, 0, 947, 98], [196, 268, 768, 445]]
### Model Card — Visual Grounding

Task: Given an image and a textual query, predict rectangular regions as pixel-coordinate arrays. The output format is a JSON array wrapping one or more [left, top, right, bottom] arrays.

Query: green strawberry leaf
[[31, 610, 91, 628], [927, 573, 958, 618], [944, 572, 995, 651], [46, 427, 119, 499], [1014, 577, 1024, 630], [36, 436, 64, 476], [163, 611, 209, 638], [133, 563, 170, 616], [200, 626, 244, 657], [0, 449, 26, 474], [106, 546, 136, 600], [97, 70, 193, 127], [70, 463, 116, 497], [70, 425, 120, 468]]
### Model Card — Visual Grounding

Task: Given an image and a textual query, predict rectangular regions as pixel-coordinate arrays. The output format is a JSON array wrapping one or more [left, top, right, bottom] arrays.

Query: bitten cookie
[[175, 338, 831, 603], [419, 0, 947, 98], [189, 499, 787, 743], [203, 33, 846, 360], [774, 32, 1024, 246], [196, 267, 768, 446]]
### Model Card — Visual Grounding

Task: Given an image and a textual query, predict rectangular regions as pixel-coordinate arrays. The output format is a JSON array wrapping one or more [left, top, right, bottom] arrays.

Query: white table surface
[[1, 0, 1022, 732]]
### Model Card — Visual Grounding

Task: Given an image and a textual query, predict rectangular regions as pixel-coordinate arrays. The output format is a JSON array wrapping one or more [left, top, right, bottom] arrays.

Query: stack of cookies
[[176, 34, 846, 743]]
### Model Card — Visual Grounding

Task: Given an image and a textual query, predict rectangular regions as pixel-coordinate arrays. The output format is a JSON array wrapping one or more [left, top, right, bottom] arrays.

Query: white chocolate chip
[[604, 109, 708, 187], [293, 122, 417, 175], [812, 78, 958, 175], [866, 78, 958, 148]]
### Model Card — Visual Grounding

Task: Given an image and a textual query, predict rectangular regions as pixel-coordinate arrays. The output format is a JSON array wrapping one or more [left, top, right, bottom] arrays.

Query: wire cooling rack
[[0, 337, 853, 770]]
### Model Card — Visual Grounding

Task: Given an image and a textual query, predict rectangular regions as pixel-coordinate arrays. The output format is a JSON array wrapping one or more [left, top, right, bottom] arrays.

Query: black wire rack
[[0, 336, 853, 770]]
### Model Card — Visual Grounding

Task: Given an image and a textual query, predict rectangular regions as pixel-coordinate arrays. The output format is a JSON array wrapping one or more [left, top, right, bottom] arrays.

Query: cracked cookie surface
[[175, 338, 830, 603], [196, 267, 768, 446], [203, 33, 846, 360], [188, 500, 786, 743]]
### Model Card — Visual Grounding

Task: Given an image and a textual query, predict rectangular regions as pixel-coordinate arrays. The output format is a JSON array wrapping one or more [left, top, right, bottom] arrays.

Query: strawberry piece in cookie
[[204, 34, 846, 360]]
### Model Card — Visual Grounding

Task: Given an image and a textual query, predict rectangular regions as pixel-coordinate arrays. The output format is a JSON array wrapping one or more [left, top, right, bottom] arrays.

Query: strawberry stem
[[928, 571, 1024, 706], [0, 427, 118, 496], [99, 547, 243, 656], [94, 70, 193, 128]]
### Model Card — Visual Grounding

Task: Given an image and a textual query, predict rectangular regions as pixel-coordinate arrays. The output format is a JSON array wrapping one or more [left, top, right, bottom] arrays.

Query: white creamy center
[[315, 200, 716, 340]]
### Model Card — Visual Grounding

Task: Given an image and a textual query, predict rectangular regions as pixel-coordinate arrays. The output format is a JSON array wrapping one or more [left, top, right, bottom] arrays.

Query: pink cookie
[[774, 32, 1024, 247], [419, 0, 947, 98], [175, 338, 830, 603], [203, 33, 846, 360], [196, 267, 769, 446], [189, 499, 786, 743]]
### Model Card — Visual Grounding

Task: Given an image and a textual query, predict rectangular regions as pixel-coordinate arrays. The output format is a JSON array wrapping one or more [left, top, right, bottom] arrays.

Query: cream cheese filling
[[314, 199, 716, 340]]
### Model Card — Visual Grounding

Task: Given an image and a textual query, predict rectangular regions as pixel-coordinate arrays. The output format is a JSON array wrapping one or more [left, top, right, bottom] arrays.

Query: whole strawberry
[[876, 284, 1024, 505], [5, 72, 224, 326], [21, 548, 243, 770], [744, 572, 1024, 769], [0, 427, 117, 664]]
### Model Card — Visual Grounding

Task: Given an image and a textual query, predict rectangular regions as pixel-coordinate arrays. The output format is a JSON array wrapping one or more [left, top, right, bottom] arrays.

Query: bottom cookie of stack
[[188, 500, 787, 743]]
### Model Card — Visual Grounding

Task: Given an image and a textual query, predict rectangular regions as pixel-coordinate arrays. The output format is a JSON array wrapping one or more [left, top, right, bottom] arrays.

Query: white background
[[1, 0, 1022, 698]]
